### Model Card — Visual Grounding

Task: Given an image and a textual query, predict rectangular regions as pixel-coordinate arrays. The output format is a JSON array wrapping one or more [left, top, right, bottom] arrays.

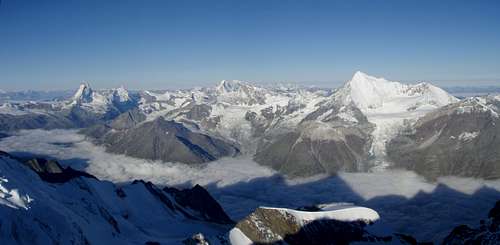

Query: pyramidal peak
[[72, 82, 94, 103], [351, 71, 380, 82], [340, 72, 405, 109], [347, 71, 394, 88]]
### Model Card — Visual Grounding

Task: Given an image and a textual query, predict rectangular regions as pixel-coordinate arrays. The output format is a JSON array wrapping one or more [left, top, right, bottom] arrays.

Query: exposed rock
[[0, 113, 74, 131], [101, 117, 239, 164], [23, 157, 96, 183], [255, 121, 373, 177], [233, 207, 392, 245], [109, 108, 146, 130], [387, 96, 500, 180], [164, 184, 234, 224], [182, 233, 210, 245]]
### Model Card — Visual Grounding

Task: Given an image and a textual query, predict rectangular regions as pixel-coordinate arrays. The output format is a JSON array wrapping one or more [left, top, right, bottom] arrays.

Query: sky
[[0, 0, 499, 91]]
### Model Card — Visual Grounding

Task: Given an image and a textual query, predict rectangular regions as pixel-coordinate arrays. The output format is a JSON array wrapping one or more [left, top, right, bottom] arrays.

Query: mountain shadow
[[200, 173, 500, 243]]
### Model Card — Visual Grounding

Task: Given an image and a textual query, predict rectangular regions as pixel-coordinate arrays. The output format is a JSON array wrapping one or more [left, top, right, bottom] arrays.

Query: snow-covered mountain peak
[[339, 72, 457, 111], [72, 82, 94, 103], [331, 72, 459, 170], [350, 71, 387, 84], [111, 86, 131, 103], [215, 80, 266, 105], [216, 80, 252, 94], [450, 96, 499, 118], [341, 72, 405, 110]]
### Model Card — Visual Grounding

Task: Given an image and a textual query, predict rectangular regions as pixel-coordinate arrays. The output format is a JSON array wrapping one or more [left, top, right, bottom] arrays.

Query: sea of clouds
[[1, 129, 499, 242]]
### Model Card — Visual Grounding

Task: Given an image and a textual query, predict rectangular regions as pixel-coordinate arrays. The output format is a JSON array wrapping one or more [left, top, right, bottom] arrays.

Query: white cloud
[[1, 129, 500, 242]]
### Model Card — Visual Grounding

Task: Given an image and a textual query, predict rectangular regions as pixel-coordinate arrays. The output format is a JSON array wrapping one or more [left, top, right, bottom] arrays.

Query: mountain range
[[2, 71, 496, 179], [1, 72, 500, 244]]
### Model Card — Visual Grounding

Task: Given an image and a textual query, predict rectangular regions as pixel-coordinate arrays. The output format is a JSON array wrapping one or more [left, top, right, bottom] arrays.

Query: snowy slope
[[0, 153, 232, 244]]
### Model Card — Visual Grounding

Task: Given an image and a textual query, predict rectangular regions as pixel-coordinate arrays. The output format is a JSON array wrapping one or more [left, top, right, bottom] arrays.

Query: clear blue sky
[[1, 0, 499, 90]]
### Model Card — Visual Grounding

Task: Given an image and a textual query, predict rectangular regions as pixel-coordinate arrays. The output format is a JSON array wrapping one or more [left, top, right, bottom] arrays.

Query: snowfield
[[264, 206, 380, 224]]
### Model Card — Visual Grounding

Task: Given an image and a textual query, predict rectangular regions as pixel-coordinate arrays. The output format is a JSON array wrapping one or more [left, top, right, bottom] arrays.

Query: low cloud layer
[[1, 129, 500, 241]]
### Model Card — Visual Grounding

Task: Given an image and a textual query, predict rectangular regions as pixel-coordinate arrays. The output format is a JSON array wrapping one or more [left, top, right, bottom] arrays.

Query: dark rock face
[[443, 200, 500, 244], [132, 180, 234, 225], [387, 97, 500, 180], [65, 106, 121, 128], [0, 152, 96, 183], [23, 157, 96, 183], [164, 184, 234, 224], [25, 158, 64, 173], [100, 117, 239, 164], [110, 108, 146, 130], [254, 100, 374, 177], [79, 123, 112, 139], [182, 104, 212, 122], [255, 123, 372, 177], [0, 113, 74, 131], [78, 109, 145, 138]]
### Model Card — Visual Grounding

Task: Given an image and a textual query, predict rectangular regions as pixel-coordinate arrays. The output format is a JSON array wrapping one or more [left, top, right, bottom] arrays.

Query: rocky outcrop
[[0, 151, 96, 183], [164, 184, 234, 224], [23, 157, 96, 183], [234, 208, 368, 244], [230, 206, 421, 245]]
